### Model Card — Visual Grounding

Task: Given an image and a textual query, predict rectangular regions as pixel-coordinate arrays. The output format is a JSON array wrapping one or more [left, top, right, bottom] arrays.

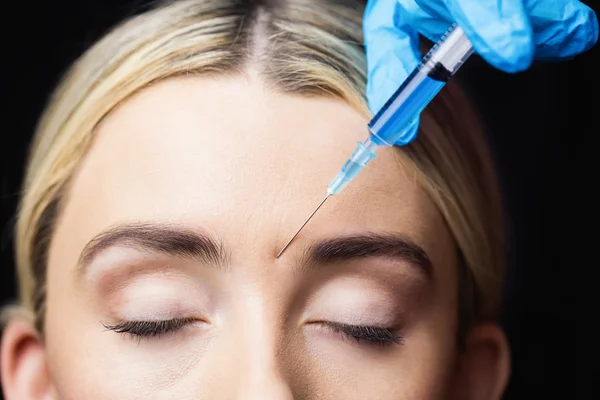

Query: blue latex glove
[[364, 0, 599, 145]]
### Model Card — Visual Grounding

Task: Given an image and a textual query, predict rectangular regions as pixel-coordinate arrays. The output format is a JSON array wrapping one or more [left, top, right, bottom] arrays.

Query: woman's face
[[44, 76, 462, 399]]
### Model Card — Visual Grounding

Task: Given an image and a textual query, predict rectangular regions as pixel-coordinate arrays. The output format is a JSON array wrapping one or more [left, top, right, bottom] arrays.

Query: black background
[[1, 1, 597, 398]]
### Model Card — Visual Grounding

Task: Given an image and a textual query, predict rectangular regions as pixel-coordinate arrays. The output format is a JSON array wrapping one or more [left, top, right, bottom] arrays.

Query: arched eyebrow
[[300, 233, 433, 279], [78, 222, 229, 272]]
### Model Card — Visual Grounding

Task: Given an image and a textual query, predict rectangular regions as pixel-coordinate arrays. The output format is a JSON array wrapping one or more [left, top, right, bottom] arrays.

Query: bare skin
[[1, 76, 509, 399]]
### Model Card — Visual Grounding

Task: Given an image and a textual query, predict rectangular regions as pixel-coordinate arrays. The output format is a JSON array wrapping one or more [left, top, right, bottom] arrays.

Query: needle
[[276, 194, 331, 258]]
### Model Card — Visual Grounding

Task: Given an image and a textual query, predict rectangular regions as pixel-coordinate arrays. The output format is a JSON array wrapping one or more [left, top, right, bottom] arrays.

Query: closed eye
[[320, 321, 403, 346], [102, 317, 199, 340]]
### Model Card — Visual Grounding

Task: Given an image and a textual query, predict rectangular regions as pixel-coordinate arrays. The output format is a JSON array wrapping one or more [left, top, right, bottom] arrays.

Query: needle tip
[[275, 194, 331, 259]]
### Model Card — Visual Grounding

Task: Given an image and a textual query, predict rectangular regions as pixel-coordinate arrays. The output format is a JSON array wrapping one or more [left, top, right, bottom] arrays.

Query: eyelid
[[97, 273, 218, 322], [85, 254, 219, 304]]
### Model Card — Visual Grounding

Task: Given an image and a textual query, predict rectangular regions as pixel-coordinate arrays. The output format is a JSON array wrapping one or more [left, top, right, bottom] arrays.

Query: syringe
[[276, 24, 474, 258]]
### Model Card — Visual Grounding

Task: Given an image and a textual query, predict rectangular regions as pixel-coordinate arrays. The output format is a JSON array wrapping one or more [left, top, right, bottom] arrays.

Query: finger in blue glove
[[407, 0, 598, 71], [363, 0, 421, 144]]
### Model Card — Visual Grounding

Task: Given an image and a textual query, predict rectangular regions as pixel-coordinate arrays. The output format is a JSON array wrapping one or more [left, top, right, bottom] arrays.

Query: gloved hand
[[364, 0, 599, 145]]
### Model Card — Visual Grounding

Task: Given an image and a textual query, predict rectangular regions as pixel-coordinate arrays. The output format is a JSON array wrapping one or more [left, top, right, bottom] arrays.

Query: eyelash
[[103, 319, 403, 346], [322, 322, 403, 346], [103, 317, 196, 339]]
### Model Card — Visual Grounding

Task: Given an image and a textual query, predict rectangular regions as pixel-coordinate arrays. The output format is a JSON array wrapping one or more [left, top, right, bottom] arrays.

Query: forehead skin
[[51, 76, 454, 262], [45, 76, 459, 397]]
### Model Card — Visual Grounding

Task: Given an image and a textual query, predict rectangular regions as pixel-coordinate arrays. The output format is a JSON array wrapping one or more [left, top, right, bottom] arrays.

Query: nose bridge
[[234, 295, 295, 400]]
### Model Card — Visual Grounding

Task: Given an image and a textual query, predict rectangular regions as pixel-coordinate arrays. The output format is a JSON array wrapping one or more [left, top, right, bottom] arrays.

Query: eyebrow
[[78, 223, 229, 271], [302, 233, 433, 278]]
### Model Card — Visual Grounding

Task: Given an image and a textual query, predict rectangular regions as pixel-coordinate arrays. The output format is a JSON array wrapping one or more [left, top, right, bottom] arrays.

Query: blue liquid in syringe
[[327, 62, 454, 195], [368, 62, 450, 146]]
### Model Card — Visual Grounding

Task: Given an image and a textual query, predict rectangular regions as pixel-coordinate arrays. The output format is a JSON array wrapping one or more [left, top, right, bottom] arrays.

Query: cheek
[[402, 324, 458, 393], [314, 319, 458, 398], [292, 338, 456, 399], [44, 325, 210, 400]]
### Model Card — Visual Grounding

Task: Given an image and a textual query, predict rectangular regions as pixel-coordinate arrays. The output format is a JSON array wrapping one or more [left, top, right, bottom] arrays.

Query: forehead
[[54, 76, 453, 266]]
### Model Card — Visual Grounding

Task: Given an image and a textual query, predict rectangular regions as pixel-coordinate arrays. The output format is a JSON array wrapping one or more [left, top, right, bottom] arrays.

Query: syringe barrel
[[368, 24, 474, 146]]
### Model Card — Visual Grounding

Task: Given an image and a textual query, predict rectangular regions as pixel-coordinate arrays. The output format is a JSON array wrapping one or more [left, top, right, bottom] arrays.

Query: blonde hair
[[10, 0, 505, 334]]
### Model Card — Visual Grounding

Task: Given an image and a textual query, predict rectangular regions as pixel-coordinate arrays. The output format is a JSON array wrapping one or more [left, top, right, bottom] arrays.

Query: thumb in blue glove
[[363, 0, 599, 145]]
